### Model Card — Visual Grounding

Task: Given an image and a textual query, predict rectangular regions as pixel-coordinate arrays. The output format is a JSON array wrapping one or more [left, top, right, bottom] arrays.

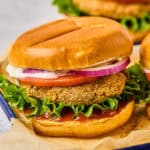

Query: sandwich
[[0, 17, 143, 138], [140, 33, 150, 118], [53, 0, 150, 42]]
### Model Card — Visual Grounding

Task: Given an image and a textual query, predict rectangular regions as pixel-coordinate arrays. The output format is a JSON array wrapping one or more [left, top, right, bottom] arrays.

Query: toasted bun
[[129, 29, 150, 43], [9, 17, 132, 70], [11, 100, 134, 138], [140, 33, 150, 69]]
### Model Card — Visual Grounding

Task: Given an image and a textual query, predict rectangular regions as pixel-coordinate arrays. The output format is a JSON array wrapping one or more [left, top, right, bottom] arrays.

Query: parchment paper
[[0, 46, 150, 150]]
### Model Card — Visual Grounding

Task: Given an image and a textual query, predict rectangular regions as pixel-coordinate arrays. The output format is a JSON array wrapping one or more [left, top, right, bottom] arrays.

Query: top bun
[[9, 17, 133, 70], [141, 33, 150, 69]]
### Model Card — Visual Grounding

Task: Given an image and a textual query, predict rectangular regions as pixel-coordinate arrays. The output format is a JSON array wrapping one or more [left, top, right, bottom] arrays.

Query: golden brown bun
[[140, 33, 150, 69], [11, 100, 134, 138], [9, 17, 132, 70]]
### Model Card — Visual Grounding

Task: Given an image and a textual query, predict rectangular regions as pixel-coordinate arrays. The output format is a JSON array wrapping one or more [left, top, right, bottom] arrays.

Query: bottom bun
[[12, 100, 134, 138], [129, 29, 150, 43], [11, 106, 33, 130]]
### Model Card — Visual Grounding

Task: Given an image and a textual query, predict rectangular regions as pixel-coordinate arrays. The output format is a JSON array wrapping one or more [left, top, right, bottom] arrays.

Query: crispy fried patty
[[73, 0, 150, 19], [22, 73, 126, 105]]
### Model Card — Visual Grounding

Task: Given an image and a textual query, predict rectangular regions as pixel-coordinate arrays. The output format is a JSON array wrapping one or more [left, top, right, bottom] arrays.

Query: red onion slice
[[70, 57, 130, 77], [22, 57, 130, 78], [23, 69, 48, 73]]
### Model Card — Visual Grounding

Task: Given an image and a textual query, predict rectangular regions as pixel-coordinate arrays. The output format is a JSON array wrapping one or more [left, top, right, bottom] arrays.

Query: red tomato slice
[[19, 75, 98, 87], [110, 0, 150, 3], [145, 73, 150, 81]]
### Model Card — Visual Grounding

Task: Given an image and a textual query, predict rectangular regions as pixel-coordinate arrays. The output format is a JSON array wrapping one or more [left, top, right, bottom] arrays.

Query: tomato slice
[[19, 75, 98, 87], [145, 73, 150, 81], [110, 0, 150, 3]]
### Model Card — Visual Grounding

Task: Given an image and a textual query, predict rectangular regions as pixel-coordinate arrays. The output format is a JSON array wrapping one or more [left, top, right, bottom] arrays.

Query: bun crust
[[11, 100, 134, 138], [9, 17, 132, 70], [141, 33, 150, 69]]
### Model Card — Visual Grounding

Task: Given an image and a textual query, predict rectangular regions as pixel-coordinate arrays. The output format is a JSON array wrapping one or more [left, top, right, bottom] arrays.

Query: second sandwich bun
[[140, 33, 150, 69], [9, 17, 132, 70], [140, 33, 150, 119]]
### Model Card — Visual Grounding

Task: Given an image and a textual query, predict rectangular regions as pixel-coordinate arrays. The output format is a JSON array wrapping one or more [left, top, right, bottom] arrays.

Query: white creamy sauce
[[6, 65, 68, 79], [6, 57, 125, 79], [86, 57, 125, 68]]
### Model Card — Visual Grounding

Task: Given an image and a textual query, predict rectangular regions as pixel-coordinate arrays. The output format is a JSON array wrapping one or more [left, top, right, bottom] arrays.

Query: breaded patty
[[22, 73, 126, 105], [73, 0, 150, 19]]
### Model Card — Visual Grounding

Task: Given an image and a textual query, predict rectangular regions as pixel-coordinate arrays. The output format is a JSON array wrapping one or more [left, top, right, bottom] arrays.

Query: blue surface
[[0, 94, 15, 120], [118, 143, 150, 150]]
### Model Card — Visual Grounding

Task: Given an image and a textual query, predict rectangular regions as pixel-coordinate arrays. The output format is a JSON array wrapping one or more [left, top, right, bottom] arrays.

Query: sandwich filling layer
[[0, 64, 150, 121]]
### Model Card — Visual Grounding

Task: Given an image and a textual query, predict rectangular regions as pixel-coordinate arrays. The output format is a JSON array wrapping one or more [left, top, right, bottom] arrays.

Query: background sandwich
[[0, 17, 148, 138], [140, 33, 150, 118], [53, 0, 150, 43]]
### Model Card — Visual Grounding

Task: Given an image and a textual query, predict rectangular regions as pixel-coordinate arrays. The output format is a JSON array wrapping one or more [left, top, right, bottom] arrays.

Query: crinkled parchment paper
[[0, 46, 150, 150]]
